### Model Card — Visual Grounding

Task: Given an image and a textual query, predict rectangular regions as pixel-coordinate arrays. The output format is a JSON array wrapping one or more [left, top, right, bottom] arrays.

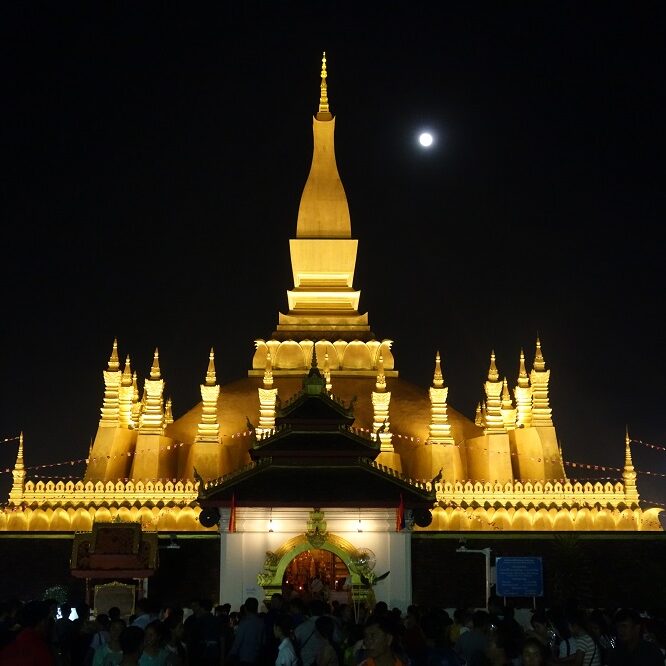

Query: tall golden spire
[[196, 349, 221, 443], [131, 371, 141, 424], [530, 336, 553, 427], [100, 339, 122, 427], [139, 348, 165, 434], [484, 351, 505, 434], [429, 351, 453, 444], [500, 377, 516, 431], [9, 432, 25, 505], [119, 355, 134, 428], [623, 426, 639, 503], [514, 348, 533, 428], [276, 51, 372, 342], [317, 51, 331, 120]]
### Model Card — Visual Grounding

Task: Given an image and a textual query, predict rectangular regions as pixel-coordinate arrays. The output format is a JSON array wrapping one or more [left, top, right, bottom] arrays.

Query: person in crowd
[[274, 613, 299, 666], [402, 606, 427, 666], [87, 613, 111, 664], [521, 637, 551, 666], [567, 612, 600, 666], [295, 601, 329, 666], [359, 615, 405, 666], [455, 610, 491, 666], [341, 621, 366, 666], [138, 619, 168, 665], [184, 598, 220, 666], [0, 599, 56, 665], [0, 598, 23, 650], [315, 615, 340, 666], [162, 612, 188, 666], [527, 611, 554, 654], [132, 599, 160, 631], [93, 618, 125, 666], [264, 594, 287, 665], [606, 608, 665, 666], [549, 612, 576, 665], [449, 610, 472, 647], [420, 609, 461, 666], [228, 596, 266, 666], [118, 625, 144, 666], [108, 608, 122, 623], [585, 610, 612, 666]]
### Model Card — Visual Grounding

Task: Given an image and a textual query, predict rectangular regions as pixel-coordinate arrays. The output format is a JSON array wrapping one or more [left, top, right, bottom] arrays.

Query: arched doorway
[[256, 533, 372, 610], [283, 548, 350, 605]]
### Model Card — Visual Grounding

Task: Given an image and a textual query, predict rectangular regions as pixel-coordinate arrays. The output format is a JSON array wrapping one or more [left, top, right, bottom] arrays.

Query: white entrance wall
[[218, 507, 412, 612]]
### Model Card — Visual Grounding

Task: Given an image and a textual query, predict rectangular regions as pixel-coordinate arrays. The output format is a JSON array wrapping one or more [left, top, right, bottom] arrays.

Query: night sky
[[2, 4, 665, 508]]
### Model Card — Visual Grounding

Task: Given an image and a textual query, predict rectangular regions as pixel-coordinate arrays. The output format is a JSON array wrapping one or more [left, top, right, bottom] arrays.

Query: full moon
[[418, 132, 434, 147]]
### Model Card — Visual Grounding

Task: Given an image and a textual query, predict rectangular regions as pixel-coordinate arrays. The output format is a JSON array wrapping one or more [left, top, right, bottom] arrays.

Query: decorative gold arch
[[256, 532, 370, 604]]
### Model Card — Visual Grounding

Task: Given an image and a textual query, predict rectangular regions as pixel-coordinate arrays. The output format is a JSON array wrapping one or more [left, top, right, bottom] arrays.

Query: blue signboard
[[496, 556, 543, 597]]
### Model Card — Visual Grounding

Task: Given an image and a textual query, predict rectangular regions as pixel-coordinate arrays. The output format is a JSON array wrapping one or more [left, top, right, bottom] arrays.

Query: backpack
[[294, 629, 315, 666]]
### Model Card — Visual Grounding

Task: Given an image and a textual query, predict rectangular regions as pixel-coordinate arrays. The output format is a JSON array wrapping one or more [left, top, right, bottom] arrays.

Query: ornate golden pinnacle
[[317, 51, 331, 118]]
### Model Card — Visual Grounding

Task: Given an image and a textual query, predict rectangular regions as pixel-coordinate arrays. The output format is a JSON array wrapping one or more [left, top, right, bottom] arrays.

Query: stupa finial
[[16, 432, 24, 470], [433, 351, 444, 388], [108, 338, 120, 371], [122, 355, 132, 386], [488, 350, 499, 382], [317, 51, 332, 120], [150, 348, 161, 380], [205, 348, 217, 387], [534, 334, 546, 371]]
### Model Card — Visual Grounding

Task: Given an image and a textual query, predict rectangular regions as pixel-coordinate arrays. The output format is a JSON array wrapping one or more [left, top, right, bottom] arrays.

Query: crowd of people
[[0, 591, 664, 666]]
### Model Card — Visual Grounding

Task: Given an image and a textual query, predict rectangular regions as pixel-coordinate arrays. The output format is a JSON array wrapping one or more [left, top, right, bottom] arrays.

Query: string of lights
[[2, 430, 665, 480]]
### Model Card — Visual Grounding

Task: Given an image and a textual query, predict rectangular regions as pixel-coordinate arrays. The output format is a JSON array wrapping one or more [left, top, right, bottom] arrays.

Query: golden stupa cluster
[[2, 54, 661, 533]]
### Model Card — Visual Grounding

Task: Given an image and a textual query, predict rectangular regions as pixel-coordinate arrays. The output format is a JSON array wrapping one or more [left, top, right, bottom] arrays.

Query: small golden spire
[[375, 354, 386, 391], [623, 425, 639, 502], [488, 350, 499, 382], [132, 372, 139, 400], [474, 403, 483, 427], [150, 348, 161, 380], [121, 355, 132, 386], [317, 51, 332, 120], [205, 348, 217, 387], [108, 338, 120, 371], [517, 349, 530, 388], [165, 397, 174, 424], [9, 432, 26, 505], [501, 378, 512, 406], [534, 335, 546, 371], [433, 351, 444, 388], [16, 432, 24, 471], [625, 426, 634, 468]]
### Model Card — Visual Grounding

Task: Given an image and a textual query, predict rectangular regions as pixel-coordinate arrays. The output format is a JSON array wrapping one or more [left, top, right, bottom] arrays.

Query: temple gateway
[[2, 54, 662, 610]]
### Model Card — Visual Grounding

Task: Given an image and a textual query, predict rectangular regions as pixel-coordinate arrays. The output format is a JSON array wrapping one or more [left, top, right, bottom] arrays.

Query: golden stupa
[[2, 53, 661, 534]]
